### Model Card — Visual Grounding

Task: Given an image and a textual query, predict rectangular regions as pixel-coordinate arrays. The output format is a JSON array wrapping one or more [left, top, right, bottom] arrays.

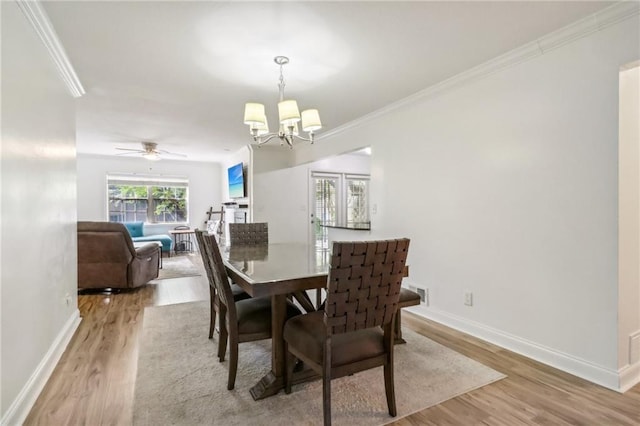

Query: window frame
[[106, 174, 189, 225]]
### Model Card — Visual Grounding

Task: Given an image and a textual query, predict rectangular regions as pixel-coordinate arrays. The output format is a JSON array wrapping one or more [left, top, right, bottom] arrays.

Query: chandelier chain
[[278, 63, 286, 102]]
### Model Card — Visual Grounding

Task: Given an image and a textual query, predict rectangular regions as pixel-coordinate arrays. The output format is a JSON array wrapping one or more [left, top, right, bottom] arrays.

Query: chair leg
[[284, 342, 295, 394], [384, 357, 397, 417], [218, 305, 228, 361], [394, 311, 407, 345], [323, 339, 332, 426], [228, 333, 239, 390], [322, 374, 331, 426], [209, 287, 216, 339]]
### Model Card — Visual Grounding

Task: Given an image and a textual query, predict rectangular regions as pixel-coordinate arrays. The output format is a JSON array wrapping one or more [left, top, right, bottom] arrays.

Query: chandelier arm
[[291, 134, 314, 143], [255, 133, 280, 145], [285, 135, 293, 147]]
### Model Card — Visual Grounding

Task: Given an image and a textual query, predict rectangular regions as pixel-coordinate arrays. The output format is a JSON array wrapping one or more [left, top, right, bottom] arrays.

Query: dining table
[[221, 240, 409, 401], [221, 241, 330, 400]]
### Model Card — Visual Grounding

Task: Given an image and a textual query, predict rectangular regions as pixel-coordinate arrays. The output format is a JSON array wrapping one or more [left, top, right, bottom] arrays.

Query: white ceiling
[[42, 1, 615, 163]]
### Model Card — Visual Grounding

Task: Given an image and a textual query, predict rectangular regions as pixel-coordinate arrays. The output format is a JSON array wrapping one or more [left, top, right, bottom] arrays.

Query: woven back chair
[[283, 238, 410, 426], [194, 230, 250, 340], [228, 222, 268, 245], [197, 230, 301, 390]]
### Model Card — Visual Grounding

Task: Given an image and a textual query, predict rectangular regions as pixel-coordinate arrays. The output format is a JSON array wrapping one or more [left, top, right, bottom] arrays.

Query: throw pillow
[[124, 221, 144, 238]]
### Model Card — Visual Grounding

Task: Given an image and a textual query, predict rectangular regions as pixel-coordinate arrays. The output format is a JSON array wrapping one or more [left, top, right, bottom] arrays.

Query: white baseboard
[[619, 361, 640, 393], [1, 309, 81, 426], [408, 305, 622, 392]]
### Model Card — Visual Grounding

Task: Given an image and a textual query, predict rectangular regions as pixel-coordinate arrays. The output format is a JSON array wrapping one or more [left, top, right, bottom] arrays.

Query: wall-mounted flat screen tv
[[228, 162, 245, 198]]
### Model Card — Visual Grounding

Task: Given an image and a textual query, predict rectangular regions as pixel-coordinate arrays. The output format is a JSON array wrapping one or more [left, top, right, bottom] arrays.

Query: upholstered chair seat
[[236, 297, 300, 335], [283, 311, 385, 367]]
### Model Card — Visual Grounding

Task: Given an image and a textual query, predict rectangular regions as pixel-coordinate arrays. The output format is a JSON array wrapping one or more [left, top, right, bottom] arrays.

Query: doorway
[[618, 60, 640, 390]]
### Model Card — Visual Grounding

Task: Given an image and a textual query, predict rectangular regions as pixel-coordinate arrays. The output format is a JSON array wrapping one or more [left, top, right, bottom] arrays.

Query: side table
[[168, 228, 195, 254]]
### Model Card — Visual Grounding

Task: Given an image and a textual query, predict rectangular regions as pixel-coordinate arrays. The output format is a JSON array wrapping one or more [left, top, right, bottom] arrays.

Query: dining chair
[[194, 230, 250, 339], [283, 238, 410, 426], [228, 222, 269, 245], [198, 230, 302, 390]]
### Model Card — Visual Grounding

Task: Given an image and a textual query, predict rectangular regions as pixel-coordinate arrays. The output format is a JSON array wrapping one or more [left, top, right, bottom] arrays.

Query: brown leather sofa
[[77, 221, 160, 290]]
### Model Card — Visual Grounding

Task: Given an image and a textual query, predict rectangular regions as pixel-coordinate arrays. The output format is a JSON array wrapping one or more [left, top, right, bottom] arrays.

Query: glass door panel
[[311, 174, 339, 250]]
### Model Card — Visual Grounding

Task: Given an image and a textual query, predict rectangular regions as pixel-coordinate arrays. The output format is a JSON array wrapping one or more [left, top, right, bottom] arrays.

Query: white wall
[[289, 13, 640, 390], [1, 2, 80, 422], [618, 64, 640, 382], [77, 154, 222, 233]]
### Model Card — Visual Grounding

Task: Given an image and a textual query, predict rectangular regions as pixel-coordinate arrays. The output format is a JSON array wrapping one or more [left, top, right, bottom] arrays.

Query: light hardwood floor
[[25, 271, 640, 425]]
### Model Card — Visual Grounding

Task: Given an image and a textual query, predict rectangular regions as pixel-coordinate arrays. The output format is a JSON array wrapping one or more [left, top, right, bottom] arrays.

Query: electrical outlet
[[416, 288, 426, 304], [464, 291, 473, 306], [64, 293, 72, 307]]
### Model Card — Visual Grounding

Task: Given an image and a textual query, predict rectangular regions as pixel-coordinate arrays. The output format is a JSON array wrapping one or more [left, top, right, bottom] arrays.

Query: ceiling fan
[[115, 142, 187, 161]]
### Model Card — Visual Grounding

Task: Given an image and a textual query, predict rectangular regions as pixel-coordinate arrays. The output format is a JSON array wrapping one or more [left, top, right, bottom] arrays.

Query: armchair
[[77, 221, 160, 290]]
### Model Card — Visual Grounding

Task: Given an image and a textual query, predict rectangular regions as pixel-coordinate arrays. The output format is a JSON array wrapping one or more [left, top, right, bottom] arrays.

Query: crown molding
[[318, 1, 640, 141], [16, 0, 85, 98]]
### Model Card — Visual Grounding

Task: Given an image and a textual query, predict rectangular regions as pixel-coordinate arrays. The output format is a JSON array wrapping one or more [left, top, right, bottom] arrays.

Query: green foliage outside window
[[108, 184, 188, 223]]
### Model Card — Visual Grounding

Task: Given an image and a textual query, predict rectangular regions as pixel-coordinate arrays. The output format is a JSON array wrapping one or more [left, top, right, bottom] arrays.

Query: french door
[[310, 173, 340, 250], [309, 171, 371, 249]]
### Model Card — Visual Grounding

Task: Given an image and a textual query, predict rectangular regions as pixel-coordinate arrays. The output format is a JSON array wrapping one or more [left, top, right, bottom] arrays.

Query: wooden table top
[[221, 243, 330, 298]]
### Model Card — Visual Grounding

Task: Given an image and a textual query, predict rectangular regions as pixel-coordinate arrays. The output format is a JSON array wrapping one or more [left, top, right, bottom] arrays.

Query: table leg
[[271, 294, 286, 376], [249, 293, 318, 400]]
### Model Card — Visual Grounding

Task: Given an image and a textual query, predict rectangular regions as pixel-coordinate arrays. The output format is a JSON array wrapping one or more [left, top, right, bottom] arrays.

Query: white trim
[[407, 305, 622, 392], [15, 0, 85, 98], [619, 361, 640, 393], [1, 310, 81, 426], [317, 1, 640, 142]]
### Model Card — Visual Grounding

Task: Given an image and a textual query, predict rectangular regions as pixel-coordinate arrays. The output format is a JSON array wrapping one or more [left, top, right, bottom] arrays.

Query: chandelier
[[243, 56, 322, 147]]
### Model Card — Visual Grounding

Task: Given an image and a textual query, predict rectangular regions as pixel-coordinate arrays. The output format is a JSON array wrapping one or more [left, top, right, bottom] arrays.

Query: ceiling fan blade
[[158, 150, 187, 157], [116, 151, 143, 156], [115, 147, 144, 152]]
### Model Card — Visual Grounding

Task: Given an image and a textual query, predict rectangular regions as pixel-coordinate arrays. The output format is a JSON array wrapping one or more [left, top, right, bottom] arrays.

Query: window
[[345, 176, 369, 227], [107, 174, 188, 224]]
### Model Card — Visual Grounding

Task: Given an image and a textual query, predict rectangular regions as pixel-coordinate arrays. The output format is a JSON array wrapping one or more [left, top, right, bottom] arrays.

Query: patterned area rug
[[133, 301, 506, 425], [156, 254, 202, 280]]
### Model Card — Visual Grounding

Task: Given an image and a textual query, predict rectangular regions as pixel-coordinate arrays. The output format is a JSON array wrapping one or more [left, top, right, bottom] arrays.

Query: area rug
[[133, 301, 506, 425], [156, 255, 202, 280]]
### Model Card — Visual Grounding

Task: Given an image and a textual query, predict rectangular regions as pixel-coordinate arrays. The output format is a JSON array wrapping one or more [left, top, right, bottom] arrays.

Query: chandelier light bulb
[[251, 117, 270, 136]]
